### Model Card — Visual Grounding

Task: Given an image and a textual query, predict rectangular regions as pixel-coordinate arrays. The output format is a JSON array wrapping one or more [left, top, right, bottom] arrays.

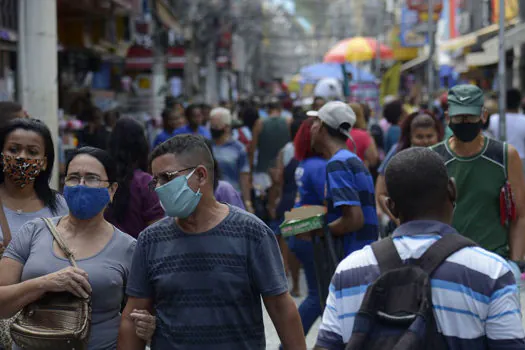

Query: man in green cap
[[431, 84, 525, 274]]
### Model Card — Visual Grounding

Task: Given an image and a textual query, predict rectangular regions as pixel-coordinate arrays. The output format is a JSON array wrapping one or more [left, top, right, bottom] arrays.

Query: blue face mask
[[155, 168, 202, 218], [63, 185, 111, 220]]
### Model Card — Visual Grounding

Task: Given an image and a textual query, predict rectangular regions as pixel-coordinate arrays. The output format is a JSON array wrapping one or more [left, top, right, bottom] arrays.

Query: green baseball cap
[[448, 84, 484, 117]]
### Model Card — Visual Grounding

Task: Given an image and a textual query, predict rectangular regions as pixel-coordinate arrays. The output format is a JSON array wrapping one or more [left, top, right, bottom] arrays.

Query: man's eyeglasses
[[65, 175, 110, 188], [149, 166, 196, 191]]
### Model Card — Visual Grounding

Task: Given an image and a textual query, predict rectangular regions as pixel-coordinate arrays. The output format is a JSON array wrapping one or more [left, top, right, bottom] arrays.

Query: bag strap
[[416, 234, 476, 275], [371, 237, 403, 273], [0, 197, 12, 247], [42, 218, 78, 268]]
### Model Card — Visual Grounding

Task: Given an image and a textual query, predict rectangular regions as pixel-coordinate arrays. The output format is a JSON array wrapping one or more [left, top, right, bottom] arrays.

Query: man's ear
[[444, 111, 450, 124], [385, 197, 399, 220], [448, 177, 457, 205], [481, 108, 489, 124]]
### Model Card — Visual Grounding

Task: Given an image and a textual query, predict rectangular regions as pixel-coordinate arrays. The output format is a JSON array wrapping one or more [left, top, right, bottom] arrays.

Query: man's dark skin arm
[[507, 145, 525, 261], [329, 205, 364, 237], [117, 297, 153, 350]]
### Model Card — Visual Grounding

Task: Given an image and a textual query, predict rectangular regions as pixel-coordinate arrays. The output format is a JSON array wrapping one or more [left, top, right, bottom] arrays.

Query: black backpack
[[346, 234, 476, 350]]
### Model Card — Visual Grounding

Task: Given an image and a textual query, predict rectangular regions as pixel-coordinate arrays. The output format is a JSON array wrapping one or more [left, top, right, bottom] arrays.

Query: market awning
[[400, 54, 429, 72], [482, 22, 525, 52], [465, 22, 525, 67], [439, 20, 518, 52]]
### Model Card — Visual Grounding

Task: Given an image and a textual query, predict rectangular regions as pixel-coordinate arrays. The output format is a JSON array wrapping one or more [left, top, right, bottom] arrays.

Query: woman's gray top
[[0, 195, 69, 243], [4, 217, 136, 350]]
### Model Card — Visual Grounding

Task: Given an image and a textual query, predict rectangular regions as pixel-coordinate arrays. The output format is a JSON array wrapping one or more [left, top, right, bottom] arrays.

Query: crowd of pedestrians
[[0, 83, 524, 350]]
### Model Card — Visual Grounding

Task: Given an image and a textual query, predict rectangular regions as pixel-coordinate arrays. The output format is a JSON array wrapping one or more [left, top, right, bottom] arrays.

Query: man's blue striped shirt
[[316, 221, 525, 350], [326, 149, 378, 256]]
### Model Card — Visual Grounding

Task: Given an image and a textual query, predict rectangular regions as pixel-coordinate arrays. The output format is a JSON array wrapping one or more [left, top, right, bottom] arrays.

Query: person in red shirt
[[346, 103, 379, 169]]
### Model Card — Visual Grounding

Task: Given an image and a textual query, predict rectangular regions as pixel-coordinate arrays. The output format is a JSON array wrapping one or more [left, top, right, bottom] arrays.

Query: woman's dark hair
[[0, 118, 59, 214], [106, 118, 149, 222], [65, 146, 117, 184], [396, 110, 444, 152], [204, 138, 220, 191], [240, 106, 259, 131]]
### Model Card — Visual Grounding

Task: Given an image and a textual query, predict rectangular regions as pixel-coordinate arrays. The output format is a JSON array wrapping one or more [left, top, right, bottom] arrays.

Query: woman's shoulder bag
[[10, 217, 91, 350]]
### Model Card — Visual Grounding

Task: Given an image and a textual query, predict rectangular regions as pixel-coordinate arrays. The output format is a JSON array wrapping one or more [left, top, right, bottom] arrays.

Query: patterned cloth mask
[[1, 153, 45, 188]]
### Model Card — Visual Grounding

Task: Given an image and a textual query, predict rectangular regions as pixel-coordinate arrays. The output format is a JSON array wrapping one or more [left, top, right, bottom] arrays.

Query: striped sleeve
[[326, 160, 360, 208], [486, 268, 525, 349], [316, 277, 345, 350]]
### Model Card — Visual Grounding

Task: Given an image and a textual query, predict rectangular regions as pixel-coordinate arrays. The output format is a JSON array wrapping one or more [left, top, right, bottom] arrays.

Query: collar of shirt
[[391, 220, 458, 238]]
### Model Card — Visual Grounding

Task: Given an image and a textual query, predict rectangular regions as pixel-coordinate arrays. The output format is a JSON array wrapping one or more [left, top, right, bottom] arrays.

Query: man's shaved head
[[150, 134, 215, 180], [385, 147, 452, 221]]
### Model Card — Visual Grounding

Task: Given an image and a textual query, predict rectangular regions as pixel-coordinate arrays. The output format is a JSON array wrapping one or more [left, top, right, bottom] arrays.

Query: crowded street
[[2, 0, 525, 350]]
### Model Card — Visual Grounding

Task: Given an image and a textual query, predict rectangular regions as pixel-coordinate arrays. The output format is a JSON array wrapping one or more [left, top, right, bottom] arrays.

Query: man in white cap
[[308, 101, 378, 259]]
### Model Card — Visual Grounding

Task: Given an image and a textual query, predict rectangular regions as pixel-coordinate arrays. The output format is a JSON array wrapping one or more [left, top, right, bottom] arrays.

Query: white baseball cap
[[307, 101, 356, 138]]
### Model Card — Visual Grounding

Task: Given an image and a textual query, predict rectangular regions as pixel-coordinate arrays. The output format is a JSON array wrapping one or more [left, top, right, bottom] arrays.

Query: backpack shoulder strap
[[416, 234, 477, 275], [431, 142, 454, 164], [371, 237, 403, 273]]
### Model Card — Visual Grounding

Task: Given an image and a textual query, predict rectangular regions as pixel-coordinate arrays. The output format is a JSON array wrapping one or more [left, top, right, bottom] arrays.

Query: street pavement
[[264, 269, 525, 349]]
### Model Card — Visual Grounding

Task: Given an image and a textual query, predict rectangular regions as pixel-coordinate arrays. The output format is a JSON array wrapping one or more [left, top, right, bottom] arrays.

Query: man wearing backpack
[[315, 147, 525, 350]]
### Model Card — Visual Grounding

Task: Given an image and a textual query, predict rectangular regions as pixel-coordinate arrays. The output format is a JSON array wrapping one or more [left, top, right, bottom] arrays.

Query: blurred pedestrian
[[106, 118, 165, 238], [209, 107, 253, 212], [250, 100, 291, 220], [375, 111, 443, 231], [0, 102, 27, 127], [171, 104, 211, 139], [77, 106, 111, 150], [489, 88, 525, 167], [382, 100, 405, 153], [153, 108, 186, 148], [346, 103, 378, 168], [290, 117, 327, 338]]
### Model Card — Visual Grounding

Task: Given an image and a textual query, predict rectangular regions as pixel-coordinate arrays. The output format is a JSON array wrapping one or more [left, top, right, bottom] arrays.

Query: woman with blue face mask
[[0, 147, 153, 349]]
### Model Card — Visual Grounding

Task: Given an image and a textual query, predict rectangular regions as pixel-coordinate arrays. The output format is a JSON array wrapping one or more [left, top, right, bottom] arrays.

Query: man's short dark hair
[[185, 104, 200, 118], [383, 100, 403, 125], [0, 102, 23, 127], [385, 147, 449, 220], [150, 134, 214, 182], [507, 88, 522, 110]]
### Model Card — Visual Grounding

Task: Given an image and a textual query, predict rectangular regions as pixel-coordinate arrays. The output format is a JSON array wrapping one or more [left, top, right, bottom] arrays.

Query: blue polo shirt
[[172, 125, 211, 139], [326, 149, 378, 256]]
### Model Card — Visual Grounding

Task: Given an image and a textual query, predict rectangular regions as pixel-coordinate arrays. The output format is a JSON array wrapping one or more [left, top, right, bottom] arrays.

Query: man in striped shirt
[[309, 101, 378, 257], [315, 147, 525, 350]]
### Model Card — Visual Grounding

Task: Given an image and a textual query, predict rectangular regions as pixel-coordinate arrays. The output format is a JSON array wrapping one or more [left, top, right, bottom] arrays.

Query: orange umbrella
[[324, 37, 394, 63]]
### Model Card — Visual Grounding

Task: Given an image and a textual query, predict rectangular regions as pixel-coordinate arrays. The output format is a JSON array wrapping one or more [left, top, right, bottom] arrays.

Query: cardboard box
[[279, 206, 326, 238]]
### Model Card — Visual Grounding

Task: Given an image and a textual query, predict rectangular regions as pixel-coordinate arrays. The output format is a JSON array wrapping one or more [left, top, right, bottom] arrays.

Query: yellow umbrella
[[324, 37, 394, 63]]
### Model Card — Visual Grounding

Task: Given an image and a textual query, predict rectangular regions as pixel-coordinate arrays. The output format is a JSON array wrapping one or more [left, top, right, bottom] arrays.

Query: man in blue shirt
[[210, 107, 253, 212], [172, 104, 211, 139], [308, 101, 378, 257], [153, 108, 187, 148]]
